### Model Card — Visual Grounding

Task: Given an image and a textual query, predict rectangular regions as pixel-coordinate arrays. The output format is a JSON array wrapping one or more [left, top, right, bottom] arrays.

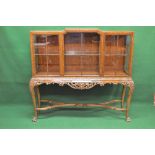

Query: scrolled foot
[[32, 116, 37, 122], [126, 117, 131, 122]]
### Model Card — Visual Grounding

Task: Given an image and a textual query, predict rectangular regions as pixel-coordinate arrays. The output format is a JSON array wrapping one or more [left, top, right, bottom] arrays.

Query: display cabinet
[[29, 29, 134, 122]]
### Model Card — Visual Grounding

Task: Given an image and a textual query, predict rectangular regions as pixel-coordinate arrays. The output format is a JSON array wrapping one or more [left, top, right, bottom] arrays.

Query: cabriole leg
[[126, 87, 133, 122], [30, 80, 38, 122], [121, 85, 126, 108], [36, 86, 41, 108]]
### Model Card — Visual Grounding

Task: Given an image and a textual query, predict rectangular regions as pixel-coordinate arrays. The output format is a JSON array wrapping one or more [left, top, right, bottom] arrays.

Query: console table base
[[29, 77, 134, 123]]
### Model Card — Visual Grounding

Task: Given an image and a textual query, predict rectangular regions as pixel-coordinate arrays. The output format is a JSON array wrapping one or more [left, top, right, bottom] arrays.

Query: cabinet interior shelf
[[35, 54, 59, 55], [104, 53, 128, 56], [34, 42, 50, 46]]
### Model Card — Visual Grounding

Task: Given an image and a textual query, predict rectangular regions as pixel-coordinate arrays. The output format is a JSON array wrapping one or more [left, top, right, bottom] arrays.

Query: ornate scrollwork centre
[[67, 82, 100, 90]]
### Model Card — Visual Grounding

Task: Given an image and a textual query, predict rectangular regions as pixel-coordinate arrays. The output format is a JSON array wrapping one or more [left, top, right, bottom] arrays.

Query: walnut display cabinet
[[29, 29, 134, 122]]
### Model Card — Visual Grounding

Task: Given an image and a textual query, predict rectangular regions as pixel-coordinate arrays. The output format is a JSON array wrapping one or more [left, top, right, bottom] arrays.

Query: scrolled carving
[[120, 80, 135, 92], [67, 82, 98, 90], [30, 77, 134, 91]]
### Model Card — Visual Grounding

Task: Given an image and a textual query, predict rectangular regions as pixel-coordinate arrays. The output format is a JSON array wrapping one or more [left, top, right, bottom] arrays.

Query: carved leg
[[29, 80, 38, 122], [36, 86, 41, 108], [126, 87, 133, 122], [121, 85, 126, 108]]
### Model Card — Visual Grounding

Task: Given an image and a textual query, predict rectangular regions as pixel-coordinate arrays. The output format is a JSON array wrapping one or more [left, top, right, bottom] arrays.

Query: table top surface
[[31, 76, 133, 81]]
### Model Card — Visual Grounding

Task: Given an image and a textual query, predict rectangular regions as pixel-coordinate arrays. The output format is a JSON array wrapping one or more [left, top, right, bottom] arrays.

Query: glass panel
[[82, 33, 100, 53], [104, 35, 131, 76], [34, 35, 46, 54], [64, 32, 100, 75], [65, 55, 81, 75], [35, 55, 47, 75], [81, 55, 99, 75], [81, 33, 100, 75], [64, 33, 82, 75], [65, 33, 81, 54], [47, 35, 59, 54], [124, 36, 131, 73], [34, 35, 46, 44], [47, 55, 60, 75], [33, 34, 60, 75]]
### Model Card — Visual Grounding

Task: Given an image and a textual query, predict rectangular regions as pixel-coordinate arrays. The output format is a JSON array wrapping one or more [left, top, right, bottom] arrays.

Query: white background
[[0, 130, 155, 155], [0, 0, 155, 25], [0, 0, 155, 155]]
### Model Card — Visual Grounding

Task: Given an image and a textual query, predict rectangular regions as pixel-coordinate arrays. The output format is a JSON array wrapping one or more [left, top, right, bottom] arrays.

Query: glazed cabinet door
[[31, 32, 61, 76], [64, 32, 100, 76], [103, 32, 134, 76]]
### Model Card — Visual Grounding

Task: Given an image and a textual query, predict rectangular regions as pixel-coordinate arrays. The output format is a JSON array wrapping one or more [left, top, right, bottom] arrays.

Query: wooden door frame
[[30, 31, 63, 76], [103, 31, 134, 77]]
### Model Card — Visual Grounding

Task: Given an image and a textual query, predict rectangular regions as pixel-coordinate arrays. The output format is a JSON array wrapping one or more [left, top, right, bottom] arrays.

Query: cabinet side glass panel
[[104, 35, 130, 76]]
